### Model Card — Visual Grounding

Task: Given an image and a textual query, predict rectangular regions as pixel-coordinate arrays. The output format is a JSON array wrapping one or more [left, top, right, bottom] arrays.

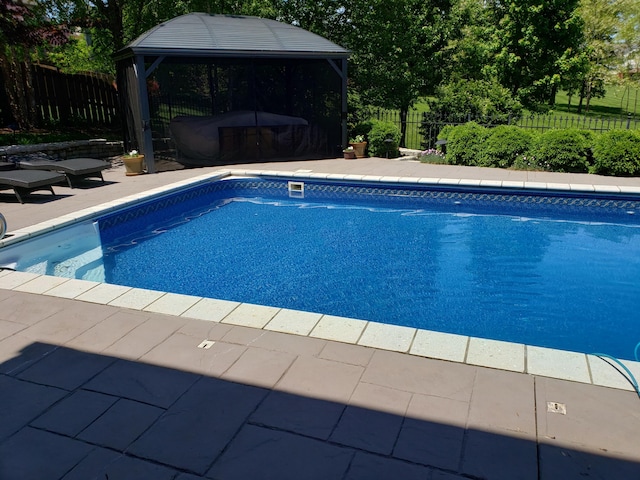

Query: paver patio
[[1, 156, 639, 479]]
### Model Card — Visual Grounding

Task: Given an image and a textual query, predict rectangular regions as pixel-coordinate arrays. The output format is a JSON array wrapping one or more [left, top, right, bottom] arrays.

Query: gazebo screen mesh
[[144, 57, 342, 164]]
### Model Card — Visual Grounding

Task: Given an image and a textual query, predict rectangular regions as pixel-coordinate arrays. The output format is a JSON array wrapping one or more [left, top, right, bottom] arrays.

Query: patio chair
[[0, 168, 66, 203], [16, 157, 111, 188]]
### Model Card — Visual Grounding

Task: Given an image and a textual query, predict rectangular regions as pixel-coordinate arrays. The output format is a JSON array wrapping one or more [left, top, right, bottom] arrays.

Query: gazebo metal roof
[[116, 13, 350, 60]]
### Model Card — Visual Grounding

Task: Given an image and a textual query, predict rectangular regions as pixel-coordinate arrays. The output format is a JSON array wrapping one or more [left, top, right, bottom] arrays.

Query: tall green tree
[[272, 0, 346, 41], [568, 0, 620, 112], [344, 0, 452, 146], [41, 0, 277, 65], [487, 0, 584, 109], [441, 0, 495, 82], [616, 0, 640, 99]]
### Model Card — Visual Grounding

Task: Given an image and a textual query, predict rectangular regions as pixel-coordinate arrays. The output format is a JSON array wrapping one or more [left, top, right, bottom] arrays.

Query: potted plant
[[349, 134, 368, 158], [123, 150, 145, 176], [343, 145, 356, 159]]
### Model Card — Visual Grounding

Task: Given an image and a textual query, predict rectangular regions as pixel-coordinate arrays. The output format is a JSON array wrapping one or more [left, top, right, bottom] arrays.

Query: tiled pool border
[[1, 168, 639, 393]]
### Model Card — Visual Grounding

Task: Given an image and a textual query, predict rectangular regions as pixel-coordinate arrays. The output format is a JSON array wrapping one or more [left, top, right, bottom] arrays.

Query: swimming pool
[[2, 174, 640, 361]]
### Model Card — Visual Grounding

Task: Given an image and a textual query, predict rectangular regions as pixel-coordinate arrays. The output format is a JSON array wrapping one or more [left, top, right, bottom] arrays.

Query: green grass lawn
[[404, 84, 639, 118], [553, 84, 639, 117]]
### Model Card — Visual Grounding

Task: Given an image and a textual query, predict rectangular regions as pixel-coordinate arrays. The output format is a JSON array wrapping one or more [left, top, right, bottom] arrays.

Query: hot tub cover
[[169, 111, 309, 162]]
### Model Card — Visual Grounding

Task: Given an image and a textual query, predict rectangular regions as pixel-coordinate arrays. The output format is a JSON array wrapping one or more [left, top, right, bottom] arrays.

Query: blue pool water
[[89, 178, 640, 360]]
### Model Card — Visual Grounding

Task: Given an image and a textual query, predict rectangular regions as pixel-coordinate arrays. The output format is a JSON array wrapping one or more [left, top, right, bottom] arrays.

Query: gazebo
[[114, 13, 350, 172]]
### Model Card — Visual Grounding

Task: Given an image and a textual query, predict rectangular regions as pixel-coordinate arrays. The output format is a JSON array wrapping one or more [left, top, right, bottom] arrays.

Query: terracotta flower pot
[[349, 141, 367, 158], [343, 150, 356, 159], [123, 155, 145, 176]]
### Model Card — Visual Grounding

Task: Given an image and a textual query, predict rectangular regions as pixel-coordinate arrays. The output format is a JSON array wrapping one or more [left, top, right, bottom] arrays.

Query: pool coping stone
[[0, 269, 638, 392]]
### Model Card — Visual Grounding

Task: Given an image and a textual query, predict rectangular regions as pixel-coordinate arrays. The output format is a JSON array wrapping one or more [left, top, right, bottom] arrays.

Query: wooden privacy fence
[[374, 110, 640, 150], [31, 64, 119, 127]]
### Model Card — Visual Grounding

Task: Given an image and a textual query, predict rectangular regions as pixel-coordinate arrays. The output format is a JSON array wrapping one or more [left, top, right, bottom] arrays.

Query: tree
[[0, 0, 69, 128], [47, 29, 114, 74], [568, 0, 620, 112], [427, 78, 523, 121], [272, 0, 347, 42], [41, 0, 278, 68], [486, 0, 584, 109], [434, 0, 587, 112], [615, 0, 640, 111], [344, 0, 453, 146], [440, 0, 496, 82], [556, 47, 592, 112]]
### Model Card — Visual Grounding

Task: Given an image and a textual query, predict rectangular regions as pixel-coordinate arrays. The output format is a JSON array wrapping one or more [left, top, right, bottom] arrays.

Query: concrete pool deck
[[1, 157, 640, 479]]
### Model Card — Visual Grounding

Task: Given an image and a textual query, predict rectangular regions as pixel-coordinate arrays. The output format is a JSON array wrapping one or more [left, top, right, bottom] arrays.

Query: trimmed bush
[[592, 130, 640, 176], [446, 122, 488, 166], [476, 125, 534, 168], [437, 125, 454, 142], [529, 129, 594, 173], [367, 119, 401, 157]]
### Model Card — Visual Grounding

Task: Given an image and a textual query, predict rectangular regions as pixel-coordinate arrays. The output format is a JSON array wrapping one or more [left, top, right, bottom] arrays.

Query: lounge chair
[[16, 158, 111, 188], [0, 169, 66, 203]]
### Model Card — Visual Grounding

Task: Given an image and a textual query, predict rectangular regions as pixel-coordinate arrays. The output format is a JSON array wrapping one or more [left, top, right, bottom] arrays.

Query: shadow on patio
[[1, 340, 638, 479]]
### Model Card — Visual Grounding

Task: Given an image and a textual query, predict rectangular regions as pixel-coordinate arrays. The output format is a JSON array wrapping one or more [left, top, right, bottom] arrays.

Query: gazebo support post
[[135, 55, 156, 173], [341, 58, 348, 150], [329, 58, 349, 150]]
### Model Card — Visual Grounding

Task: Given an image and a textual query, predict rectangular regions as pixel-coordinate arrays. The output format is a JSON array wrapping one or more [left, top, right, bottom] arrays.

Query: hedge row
[[430, 123, 640, 177]]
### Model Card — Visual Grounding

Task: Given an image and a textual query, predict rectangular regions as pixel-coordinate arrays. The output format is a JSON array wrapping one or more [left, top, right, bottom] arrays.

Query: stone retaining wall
[[0, 139, 125, 161]]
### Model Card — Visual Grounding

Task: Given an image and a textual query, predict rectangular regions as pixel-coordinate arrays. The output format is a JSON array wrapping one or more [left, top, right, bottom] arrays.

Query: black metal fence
[[373, 109, 640, 150]]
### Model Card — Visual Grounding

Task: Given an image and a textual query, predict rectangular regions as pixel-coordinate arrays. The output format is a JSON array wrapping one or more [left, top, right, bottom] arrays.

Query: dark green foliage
[[490, 0, 584, 108], [529, 129, 595, 173], [347, 90, 375, 134], [367, 119, 401, 157], [476, 125, 534, 168], [351, 120, 374, 139], [346, 0, 450, 112], [592, 130, 640, 176], [426, 79, 523, 122], [445, 122, 489, 166]]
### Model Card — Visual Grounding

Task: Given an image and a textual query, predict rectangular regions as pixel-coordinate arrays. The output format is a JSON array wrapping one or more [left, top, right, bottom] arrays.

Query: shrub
[[476, 125, 534, 168], [445, 122, 489, 166], [592, 130, 640, 176], [437, 125, 454, 142], [367, 119, 401, 157], [529, 129, 594, 173]]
